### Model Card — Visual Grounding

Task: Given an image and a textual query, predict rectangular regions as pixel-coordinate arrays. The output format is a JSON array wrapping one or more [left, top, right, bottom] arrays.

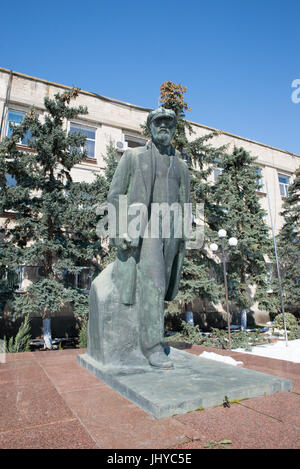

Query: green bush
[[166, 321, 203, 345], [79, 315, 88, 348], [5, 314, 32, 353], [203, 328, 268, 350], [180, 321, 203, 344], [273, 313, 298, 331], [166, 321, 270, 350]]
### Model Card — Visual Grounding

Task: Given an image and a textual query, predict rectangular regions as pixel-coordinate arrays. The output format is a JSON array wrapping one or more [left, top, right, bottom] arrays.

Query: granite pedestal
[[78, 347, 292, 419]]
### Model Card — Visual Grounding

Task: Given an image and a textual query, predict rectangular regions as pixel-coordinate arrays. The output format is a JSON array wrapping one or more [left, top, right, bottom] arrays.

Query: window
[[69, 124, 96, 159], [125, 134, 146, 148], [0, 265, 25, 291], [14, 265, 25, 291], [213, 157, 223, 182], [278, 174, 290, 198], [63, 267, 93, 292], [213, 167, 223, 182], [6, 110, 31, 145], [266, 263, 274, 293], [255, 168, 265, 192], [5, 174, 17, 186]]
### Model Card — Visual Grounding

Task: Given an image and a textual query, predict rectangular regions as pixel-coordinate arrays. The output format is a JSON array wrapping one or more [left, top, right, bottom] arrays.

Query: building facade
[[0, 67, 299, 327]]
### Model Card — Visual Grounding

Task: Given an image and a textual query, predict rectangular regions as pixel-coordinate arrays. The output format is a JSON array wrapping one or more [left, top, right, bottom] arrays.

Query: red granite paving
[[0, 420, 98, 449], [39, 361, 102, 393], [0, 346, 299, 449], [0, 381, 74, 433], [238, 392, 300, 427], [3, 351, 36, 362], [60, 384, 199, 449], [173, 404, 300, 449], [0, 363, 50, 386]]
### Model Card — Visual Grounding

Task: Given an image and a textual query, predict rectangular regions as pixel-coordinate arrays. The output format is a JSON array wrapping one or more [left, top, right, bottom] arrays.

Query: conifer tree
[[0, 88, 105, 347], [98, 142, 119, 268], [277, 167, 300, 310], [142, 82, 277, 327], [103, 141, 119, 186], [73, 141, 119, 345], [155, 81, 226, 323], [212, 146, 278, 321], [160, 81, 194, 152], [0, 238, 19, 316], [5, 313, 31, 353], [71, 140, 119, 341]]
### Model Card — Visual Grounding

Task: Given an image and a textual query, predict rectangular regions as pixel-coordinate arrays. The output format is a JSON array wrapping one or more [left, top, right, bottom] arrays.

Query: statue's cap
[[147, 107, 177, 128]]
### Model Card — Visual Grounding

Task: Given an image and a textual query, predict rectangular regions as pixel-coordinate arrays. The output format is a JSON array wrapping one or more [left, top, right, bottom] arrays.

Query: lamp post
[[210, 230, 238, 349]]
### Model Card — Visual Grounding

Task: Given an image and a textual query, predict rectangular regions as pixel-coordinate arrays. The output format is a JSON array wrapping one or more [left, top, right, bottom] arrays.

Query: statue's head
[[147, 107, 177, 147]]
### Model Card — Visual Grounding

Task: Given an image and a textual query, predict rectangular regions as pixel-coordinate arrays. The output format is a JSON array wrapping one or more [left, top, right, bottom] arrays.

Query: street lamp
[[210, 231, 238, 349]]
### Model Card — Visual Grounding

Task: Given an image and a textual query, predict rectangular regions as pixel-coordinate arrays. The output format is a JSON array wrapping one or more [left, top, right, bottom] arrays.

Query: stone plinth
[[78, 347, 292, 419]]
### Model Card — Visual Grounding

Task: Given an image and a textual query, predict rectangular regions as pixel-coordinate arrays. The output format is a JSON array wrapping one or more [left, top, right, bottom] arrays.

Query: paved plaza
[[0, 345, 299, 449]]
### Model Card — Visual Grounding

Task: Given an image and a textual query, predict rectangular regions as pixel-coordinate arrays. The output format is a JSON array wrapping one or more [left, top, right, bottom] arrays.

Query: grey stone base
[[78, 348, 292, 419]]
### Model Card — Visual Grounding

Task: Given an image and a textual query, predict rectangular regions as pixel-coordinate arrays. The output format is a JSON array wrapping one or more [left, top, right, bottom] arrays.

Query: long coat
[[107, 141, 190, 305]]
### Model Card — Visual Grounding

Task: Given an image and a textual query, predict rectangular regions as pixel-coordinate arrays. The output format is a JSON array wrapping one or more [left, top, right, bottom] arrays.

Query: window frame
[[63, 266, 93, 293], [278, 173, 290, 198], [5, 108, 32, 146], [212, 157, 224, 183], [213, 166, 223, 182], [69, 122, 97, 160], [254, 167, 265, 193], [1, 264, 25, 292], [124, 133, 147, 149]]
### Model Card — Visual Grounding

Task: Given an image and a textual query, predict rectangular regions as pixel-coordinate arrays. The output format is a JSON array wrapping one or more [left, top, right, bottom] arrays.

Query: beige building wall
[[1, 67, 299, 325], [1, 67, 298, 233]]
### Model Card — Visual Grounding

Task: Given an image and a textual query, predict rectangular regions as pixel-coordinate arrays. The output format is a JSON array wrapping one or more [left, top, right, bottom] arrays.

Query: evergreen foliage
[[159, 81, 193, 152], [76, 141, 119, 346], [167, 320, 270, 350], [5, 313, 31, 353], [277, 167, 300, 311], [273, 312, 298, 331], [103, 141, 119, 186], [212, 146, 278, 314], [151, 81, 226, 317], [74, 141, 118, 344], [79, 313, 88, 348], [94, 141, 118, 270], [177, 133, 227, 315], [0, 239, 20, 315], [0, 88, 107, 335], [147, 81, 278, 322]]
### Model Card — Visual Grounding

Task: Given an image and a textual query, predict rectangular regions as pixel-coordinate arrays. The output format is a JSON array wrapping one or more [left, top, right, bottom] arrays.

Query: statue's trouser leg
[[163, 236, 180, 291], [138, 236, 179, 358]]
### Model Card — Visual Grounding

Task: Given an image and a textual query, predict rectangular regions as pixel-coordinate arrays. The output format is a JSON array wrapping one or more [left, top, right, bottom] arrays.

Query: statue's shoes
[[148, 351, 174, 369]]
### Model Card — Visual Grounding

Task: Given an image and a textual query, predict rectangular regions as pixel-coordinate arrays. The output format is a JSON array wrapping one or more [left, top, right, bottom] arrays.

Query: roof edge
[[187, 119, 300, 158], [0, 67, 152, 113], [1, 67, 299, 158]]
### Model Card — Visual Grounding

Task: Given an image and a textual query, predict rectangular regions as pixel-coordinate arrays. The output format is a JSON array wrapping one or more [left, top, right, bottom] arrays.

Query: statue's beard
[[153, 131, 172, 147]]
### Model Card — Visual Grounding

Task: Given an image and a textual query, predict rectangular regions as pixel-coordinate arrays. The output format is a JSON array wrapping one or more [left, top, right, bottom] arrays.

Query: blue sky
[[1, 0, 300, 154]]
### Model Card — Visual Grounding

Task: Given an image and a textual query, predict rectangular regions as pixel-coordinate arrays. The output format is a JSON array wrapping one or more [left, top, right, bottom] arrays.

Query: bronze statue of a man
[[107, 107, 190, 369]]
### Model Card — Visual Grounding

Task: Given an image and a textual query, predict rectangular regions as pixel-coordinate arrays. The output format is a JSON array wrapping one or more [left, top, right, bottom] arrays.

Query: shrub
[[5, 314, 32, 353], [273, 313, 298, 331], [166, 321, 270, 350], [79, 315, 88, 348]]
